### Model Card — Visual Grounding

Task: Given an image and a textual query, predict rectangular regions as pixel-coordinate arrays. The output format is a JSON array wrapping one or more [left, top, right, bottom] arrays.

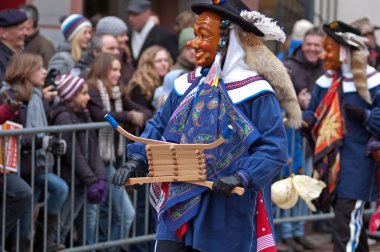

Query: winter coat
[[0, 41, 15, 83], [24, 30, 56, 68], [284, 46, 325, 94], [47, 42, 73, 75], [50, 103, 105, 187]]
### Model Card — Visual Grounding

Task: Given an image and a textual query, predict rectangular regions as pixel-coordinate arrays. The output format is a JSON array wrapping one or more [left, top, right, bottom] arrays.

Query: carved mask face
[[186, 11, 221, 67], [323, 35, 341, 71]]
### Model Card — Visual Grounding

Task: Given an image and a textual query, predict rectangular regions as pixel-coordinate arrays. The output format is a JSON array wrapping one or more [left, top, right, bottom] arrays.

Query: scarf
[[26, 87, 53, 169], [312, 73, 345, 204], [97, 80, 124, 162], [149, 71, 275, 251]]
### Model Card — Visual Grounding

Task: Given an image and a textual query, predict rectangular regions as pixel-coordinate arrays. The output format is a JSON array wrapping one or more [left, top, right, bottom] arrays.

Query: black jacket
[[129, 25, 178, 67], [284, 46, 325, 94], [50, 103, 105, 187], [0, 41, 15, 83]]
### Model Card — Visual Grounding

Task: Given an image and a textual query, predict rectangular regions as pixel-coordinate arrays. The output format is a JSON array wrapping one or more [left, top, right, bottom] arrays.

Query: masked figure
[[303, 20, 380, 252], [112, 1, 302, 251]]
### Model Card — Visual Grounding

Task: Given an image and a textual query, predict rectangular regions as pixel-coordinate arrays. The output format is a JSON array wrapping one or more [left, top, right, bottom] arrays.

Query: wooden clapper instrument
[[105, 114, 244, 196]]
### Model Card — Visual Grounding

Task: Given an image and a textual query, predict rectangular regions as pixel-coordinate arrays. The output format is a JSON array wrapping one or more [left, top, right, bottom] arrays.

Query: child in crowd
[[50, 73, 107, 247], [2, 53, 68, 251], [86, 53, 143, 249]]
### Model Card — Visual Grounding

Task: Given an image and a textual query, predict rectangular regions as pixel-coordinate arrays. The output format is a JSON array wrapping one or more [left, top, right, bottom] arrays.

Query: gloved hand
[[344, 104, 365, 122], [299, 116, 316, 134], [1, 91, 23, 111], [111, 156, 146, 188], [212, 173, 243, 197], [43, 136, 67, 156], [87, 177, 108, 204]]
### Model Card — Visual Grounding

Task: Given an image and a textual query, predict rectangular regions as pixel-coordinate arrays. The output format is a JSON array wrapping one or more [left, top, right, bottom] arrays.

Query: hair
[[304, 26, 325, 39], [70, 26, 89, 62], [86, 53, 120, 93], [5, 53, 43, 101], [126, 46, 172, 100], [19, 4, 39, 28], [90, 35, 103, 53]]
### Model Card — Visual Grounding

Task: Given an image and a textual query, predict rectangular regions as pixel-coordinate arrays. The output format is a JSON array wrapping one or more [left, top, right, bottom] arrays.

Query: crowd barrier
[[0, 123, 375, 252]]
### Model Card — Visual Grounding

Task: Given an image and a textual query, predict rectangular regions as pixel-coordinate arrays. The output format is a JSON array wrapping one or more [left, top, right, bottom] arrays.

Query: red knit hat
[[55, 74, 85, 101]]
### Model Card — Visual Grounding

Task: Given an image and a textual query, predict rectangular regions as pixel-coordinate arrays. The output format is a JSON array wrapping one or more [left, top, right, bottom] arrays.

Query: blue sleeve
[[364, 85, 380, 137], [233, 93, 288, 192], [127, 91, 181, 161]]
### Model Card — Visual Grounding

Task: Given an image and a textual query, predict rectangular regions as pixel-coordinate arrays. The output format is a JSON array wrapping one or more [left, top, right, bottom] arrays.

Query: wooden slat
[[127, 175, 207, 184], [149, 158, 204, 165], [149, 163, 205, 171], [149, 169, 206, 176], [125, 178, 245, 196]]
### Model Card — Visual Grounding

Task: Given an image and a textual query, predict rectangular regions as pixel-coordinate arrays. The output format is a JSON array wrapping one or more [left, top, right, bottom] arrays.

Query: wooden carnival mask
[[187, 11, 221, 68], [322, 35, 341, 71]]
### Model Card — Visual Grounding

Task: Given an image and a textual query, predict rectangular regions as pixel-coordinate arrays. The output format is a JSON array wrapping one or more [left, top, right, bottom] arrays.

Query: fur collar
[[237, 27, 302, 128]]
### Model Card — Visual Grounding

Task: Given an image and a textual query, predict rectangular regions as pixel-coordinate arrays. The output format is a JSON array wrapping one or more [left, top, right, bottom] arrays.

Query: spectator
[[48, 14, 92, 75], [95, 16, 135, 89], [50, 73, 107, 247], [303, 21, 380, 252], [2, 53, 68, 251], [0, 9, 27, 83], [280, 26, 325, 252], [152, 27, 196, 110], [71, 34, 120, 78], [126, 46, 172, 118], [126, 0, 178, 66], [351, 17, 380, 71], [19, 4, 56, 68], [173, 10, 197, 35], [86, 53, 144, 250], [0, 174, 31, 251], [171, 27, 196, 72], [112, 0, 302, 251], [277, 19, 314, 62], [152, 69, 185, 110]]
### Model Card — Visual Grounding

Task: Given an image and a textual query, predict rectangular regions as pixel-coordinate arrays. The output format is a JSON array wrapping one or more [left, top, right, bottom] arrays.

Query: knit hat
[[96, 16, 128, 36], [60, 14, 92, 41], [178, 27, 195, 50], [0, 9, 27, 27], [291, 19, 314, 41], [55, 74, 85, 101]]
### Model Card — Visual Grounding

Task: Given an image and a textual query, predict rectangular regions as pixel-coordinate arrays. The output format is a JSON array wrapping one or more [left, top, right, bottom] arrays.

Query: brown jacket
[[25, 30, 56, 68]]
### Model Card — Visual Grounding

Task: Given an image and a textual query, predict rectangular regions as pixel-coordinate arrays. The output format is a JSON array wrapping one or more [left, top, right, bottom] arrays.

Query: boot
[[46, 215, 66, 252], [294, 236, 315, 250], [282, 238, 303, 252]]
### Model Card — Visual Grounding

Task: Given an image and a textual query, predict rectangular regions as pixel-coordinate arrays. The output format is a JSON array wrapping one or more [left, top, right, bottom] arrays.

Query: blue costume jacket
[[304, 66, 380, 201], [127, 67, 287, 252]]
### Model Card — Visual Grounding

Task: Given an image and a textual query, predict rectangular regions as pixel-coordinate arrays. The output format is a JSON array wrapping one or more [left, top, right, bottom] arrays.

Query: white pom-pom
[[240, 10, 286, 43]]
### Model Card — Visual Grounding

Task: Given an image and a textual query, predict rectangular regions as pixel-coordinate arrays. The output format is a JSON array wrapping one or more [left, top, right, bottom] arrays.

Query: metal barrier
[[0, 124, 376, 251]]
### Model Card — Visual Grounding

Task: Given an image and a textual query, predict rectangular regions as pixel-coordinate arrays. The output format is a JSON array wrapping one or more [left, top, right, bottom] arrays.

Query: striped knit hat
[[60, 14, 91, 41], [55, 74, 85, 101]]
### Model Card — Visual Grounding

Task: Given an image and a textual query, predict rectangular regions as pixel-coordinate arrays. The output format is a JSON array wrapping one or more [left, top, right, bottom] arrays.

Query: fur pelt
[[237, 28, 302, 129], [351, 50, 372, 104]]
